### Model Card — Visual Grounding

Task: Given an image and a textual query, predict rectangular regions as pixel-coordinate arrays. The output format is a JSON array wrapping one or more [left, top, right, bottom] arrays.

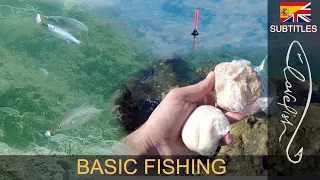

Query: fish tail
[[73, 38, 81, 44]]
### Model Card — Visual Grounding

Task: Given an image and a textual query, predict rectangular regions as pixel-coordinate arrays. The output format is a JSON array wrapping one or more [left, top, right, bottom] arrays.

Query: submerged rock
[[108, 57, 198, 133]]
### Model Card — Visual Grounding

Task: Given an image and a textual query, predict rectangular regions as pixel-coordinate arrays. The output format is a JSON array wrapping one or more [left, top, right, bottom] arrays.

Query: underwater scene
[[0, 0, 269, 156]]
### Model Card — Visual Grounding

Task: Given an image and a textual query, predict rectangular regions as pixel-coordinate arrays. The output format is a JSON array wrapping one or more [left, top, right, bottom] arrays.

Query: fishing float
[[191, 10, 199, 53]]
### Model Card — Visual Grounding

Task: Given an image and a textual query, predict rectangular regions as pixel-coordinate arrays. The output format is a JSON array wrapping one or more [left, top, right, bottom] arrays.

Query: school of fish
[[36, 13, 84, 44]]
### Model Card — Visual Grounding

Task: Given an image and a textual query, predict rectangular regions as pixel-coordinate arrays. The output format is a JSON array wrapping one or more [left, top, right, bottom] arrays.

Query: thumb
[[176, 71, 215, 102]]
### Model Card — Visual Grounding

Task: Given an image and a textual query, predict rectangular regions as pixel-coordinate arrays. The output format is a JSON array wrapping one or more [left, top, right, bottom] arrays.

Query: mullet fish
[[45, 23, 81, 44], [36, 13, 81, 45], [45, 104, 103, 137]]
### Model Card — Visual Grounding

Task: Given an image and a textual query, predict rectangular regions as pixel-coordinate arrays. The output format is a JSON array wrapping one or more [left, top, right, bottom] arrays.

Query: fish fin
[[80, 102, 90, 107]]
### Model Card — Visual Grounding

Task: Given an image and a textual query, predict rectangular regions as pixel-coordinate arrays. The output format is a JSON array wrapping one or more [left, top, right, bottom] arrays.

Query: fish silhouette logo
[[280, 2, 311, 22]]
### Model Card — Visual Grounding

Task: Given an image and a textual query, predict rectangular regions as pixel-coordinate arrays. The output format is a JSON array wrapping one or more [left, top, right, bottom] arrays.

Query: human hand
[[122, 71, 248, 157]]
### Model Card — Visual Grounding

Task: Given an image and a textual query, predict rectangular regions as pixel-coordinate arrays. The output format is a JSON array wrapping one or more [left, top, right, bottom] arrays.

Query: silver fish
[[45, 23, 81, 44], [39, 68, 49, 76], [47, 105, 103, 136], [0, 107, 20, 115], [43, 15, 88, 32]]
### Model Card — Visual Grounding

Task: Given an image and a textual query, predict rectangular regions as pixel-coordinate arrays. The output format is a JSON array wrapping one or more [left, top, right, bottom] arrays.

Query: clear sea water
[[0, 0, 267, 155]]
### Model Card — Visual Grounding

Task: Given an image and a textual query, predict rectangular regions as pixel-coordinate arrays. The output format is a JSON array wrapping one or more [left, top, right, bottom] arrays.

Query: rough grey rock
[[107, 58, 197, 133]]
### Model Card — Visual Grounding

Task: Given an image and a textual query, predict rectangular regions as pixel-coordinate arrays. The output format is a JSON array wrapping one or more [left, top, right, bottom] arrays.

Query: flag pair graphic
[[280, 2, 311, 22]]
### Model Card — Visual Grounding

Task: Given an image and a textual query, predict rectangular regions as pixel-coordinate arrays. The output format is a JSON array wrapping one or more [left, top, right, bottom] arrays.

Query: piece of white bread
[[181, 105, 230, 156]]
